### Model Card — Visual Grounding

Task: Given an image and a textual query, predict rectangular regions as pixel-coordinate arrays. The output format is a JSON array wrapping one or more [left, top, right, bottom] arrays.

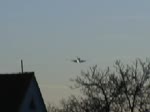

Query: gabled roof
[[0, 72, 40, 111]]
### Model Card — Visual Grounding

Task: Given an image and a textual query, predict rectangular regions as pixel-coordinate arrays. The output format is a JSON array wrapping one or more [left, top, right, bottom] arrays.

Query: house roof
[[0, 72, 35, 111]]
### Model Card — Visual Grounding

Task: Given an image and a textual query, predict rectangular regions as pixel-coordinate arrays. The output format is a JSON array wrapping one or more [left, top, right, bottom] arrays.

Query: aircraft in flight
[[71, 57, 86, 63]]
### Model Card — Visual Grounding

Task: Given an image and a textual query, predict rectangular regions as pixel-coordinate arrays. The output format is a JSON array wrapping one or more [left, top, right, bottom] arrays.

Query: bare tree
[[47, 58, 150, 112], [72, 59, 150, 112], [60, 95, 84, 112], [73, 65, 122, 112], [114, 59, 150, 112], [47, 103, 60, 112]]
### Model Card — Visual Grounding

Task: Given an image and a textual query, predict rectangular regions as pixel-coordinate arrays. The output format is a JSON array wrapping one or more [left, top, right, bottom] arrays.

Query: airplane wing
[[80, 60, 86, 63], [71, 60, 77, 63]]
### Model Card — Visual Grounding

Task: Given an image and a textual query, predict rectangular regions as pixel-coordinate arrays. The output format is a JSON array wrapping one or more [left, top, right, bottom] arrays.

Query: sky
[[1, 0, 150, 105]]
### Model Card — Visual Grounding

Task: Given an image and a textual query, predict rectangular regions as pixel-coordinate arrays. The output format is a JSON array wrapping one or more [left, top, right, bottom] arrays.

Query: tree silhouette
[[47, 58, 150, 112]]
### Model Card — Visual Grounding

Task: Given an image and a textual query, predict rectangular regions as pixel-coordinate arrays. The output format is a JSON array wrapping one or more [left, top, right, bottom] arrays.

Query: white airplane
[[71, 57, 86, 63]]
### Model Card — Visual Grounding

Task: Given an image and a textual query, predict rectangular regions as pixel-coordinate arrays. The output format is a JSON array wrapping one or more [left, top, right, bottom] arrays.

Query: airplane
[[71, 57, 86, 63]]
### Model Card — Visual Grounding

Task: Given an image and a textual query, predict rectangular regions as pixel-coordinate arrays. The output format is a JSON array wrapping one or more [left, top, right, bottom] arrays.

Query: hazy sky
[[1, 0, 150, 105]]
